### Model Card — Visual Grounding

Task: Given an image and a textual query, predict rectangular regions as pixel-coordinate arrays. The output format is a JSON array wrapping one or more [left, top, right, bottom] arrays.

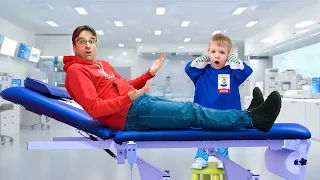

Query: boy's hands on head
[[191, 53, 210, 69], [227, 53, 244, 70], [128, 79, 152, 101]]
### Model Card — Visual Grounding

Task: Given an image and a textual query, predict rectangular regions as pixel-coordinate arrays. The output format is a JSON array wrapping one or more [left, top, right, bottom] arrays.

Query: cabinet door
[[282, 100, 306, 125], [0, 114, 9, 135], [305, 102, 320, 140]]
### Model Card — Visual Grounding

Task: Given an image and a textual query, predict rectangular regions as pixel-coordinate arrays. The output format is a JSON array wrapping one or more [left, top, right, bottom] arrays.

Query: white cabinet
[[0, 104, 20, 137], [281, 100, 306, 125], [305, 102, 320, 140]]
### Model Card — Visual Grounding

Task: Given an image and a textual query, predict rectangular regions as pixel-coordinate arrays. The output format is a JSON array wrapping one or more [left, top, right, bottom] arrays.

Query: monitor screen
[[0, 37, 17, 56], [0, 34, 3, 44], [16, 43, 31, 60], [29, 47, 41, 62], [311, 77, 320, 94]]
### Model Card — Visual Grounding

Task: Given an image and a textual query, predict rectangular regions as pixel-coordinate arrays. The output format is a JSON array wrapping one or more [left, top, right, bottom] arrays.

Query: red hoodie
[[63, 56, 154, 130]]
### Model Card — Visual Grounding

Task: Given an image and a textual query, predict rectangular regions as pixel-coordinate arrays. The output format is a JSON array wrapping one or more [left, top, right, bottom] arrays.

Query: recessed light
[[75, 7, 88, 15], [181, 21, 190, 27], [155, 30, 161, 35], [136, 38, 142, 42], [139, 46, 143, 48], [122, 52, 127, 55], [45, 21, 58, 27], [295, 21, 314, 28], [156, 7, 165, 15], [232, 7, 247, 15], [245, 21, 258, 27], [212, 30, 221, 35], [114, 21, 123, 27], [295, 29, 311, 34], [184, 38, 191, 42], [310, 32, 320, 37], [261, 37, 276, 43], [118, 44, 124, 47], [108, 56, 113, 59], [96, 31, 104, 35], [179, 46, 184, 48]]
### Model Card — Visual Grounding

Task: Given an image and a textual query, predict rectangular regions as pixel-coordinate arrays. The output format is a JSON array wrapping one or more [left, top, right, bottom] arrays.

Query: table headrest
[[24, 77, 72, 100]]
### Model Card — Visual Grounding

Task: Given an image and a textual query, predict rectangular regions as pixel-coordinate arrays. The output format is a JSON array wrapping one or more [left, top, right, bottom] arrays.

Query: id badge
[[218, 74, 230, 93]]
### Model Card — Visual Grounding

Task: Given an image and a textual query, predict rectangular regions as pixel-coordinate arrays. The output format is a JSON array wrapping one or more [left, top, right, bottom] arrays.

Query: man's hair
[[210, 33, 232, 51], [72, 25, 97, 45]]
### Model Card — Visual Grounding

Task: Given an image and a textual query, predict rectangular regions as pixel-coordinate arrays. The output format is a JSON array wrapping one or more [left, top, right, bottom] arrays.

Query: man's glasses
[[77, 39, 97, 46]]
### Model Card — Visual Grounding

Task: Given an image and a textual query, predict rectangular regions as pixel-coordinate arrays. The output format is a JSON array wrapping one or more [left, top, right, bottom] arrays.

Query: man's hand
[[149, 52, 165, 76], [128, 79, 152, 101]]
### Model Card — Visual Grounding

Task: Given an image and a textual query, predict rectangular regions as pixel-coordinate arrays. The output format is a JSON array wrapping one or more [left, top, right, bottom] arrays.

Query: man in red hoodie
[[63, 25, 282, 132]]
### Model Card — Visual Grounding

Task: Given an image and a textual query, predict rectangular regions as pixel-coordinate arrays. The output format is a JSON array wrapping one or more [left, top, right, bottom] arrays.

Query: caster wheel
[[9, 138, 13, 143]]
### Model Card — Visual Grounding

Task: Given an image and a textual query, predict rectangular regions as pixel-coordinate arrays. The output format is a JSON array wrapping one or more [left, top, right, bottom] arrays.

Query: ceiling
[[0, 0, 319, 49]]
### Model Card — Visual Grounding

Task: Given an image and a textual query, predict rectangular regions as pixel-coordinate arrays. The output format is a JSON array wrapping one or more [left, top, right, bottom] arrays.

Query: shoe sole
[[253, 87, 264, 105], [264, 91, 282, 132]]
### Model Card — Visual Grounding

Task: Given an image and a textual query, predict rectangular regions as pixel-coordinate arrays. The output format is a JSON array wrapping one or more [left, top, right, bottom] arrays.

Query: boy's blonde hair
[[209, 33, 232, 52]]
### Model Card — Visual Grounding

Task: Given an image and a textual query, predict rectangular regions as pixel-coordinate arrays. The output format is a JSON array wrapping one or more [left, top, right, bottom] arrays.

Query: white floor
[[0, 122, 197, 180], [1, 121, 319, 180]]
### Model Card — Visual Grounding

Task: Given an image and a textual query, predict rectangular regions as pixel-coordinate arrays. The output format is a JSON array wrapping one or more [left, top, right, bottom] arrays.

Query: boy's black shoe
[[248, 91, 281, 132], [248, 87, 264, 111]]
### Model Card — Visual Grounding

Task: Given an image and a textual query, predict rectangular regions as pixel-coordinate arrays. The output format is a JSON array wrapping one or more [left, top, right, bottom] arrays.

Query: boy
[[185, 33, 263, 169]]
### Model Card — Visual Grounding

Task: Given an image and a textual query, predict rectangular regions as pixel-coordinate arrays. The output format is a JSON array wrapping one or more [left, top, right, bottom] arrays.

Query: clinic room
[[0, 0, 320, 180]]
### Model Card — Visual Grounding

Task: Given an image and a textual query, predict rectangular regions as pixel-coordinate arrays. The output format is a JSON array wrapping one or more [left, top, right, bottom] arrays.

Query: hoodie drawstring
[[93, 61, 115, 79]]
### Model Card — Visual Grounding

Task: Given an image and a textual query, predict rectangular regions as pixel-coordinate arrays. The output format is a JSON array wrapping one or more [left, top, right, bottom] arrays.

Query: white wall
[[0, 16, 41, 127], [0, 16, 37, 80]]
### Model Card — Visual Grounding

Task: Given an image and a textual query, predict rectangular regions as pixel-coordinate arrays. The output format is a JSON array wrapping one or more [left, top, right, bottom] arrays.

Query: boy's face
[[207, 41, 230, 69]]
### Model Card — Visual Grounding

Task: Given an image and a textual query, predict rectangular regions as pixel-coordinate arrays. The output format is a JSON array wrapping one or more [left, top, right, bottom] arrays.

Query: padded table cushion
[[0, 87, 115, 139], [24, 77, 72, 99], [113, 123, 311, 143], [1, 86, 311, 143]]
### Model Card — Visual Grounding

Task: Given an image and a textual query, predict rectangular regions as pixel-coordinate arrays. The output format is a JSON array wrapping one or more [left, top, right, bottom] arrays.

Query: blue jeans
[[195, 147, 229, 161], [124, 94, 253, 131]]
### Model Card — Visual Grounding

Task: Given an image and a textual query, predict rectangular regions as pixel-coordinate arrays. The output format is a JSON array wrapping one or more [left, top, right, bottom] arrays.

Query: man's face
[[73, 30, 97, 61], [207, 41, 230, 70], [222, 79, 226, 84]]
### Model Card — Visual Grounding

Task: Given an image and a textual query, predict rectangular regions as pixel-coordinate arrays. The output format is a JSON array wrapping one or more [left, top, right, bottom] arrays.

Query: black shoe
[[248, 87, 264, 111], [248, 91, 281, 132]]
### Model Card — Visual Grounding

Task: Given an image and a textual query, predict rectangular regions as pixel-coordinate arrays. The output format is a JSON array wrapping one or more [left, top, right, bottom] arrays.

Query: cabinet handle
[[291, 101, 297, 103]]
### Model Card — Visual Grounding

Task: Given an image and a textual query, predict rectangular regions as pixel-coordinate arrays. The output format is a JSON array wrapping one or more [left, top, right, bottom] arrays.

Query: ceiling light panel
[[261, 37, 276, 43], [155, 31, 161, 35], [96, 31, 104, 35], [118, 44, 124, 47], [181, 21, 190, 27], [295, 21, 314, 28], [136, 38, 142, 42], [232, 7, 247, 15], [75, 7, 88, 15], [245, 21, 258, 27], [45, 21, 58, 26], [156, 7, 165, 15], [184, 38, 191, 42], [114, 21, 123, 26]]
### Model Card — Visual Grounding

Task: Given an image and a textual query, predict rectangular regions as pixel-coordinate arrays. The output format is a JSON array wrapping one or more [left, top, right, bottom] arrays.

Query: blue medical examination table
[[0, 78, 311, 180]]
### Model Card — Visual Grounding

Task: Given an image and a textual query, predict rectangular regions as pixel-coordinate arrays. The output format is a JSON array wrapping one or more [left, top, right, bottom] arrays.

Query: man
[[63, 25, 281, 132]]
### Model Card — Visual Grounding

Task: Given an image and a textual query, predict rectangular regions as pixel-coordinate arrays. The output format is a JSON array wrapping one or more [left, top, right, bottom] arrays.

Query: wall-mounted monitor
[[312, 77, 320, 94], [29, 47, 41, 62], [0, 34, 3, 45], [16, 43, 31, 60], [0, 37, 17, 56]]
